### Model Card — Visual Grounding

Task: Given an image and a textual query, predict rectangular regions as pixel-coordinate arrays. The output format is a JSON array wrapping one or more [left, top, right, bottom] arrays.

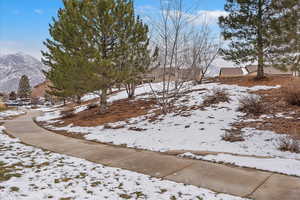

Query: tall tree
[[116, 14, 151, 98], [269, 0, 300, 74], [9, 91, 17, 100], [43, 0, 151, 112], [18, 75, 31, 99], [42, 0, 95, 102], [219, 0, 273, 79]]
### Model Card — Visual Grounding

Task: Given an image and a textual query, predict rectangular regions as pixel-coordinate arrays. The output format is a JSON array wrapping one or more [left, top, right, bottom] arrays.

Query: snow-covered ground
[[0, 127, 247, 200], [0, 109, 25, 120], [36, 82, 300, 177]]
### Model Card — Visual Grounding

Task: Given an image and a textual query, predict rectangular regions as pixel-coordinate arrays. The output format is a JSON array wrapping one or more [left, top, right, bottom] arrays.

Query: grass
[[0, 161, 22, 182]]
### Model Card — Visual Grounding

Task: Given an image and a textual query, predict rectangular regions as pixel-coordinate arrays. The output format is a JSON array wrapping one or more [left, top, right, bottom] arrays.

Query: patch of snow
[[179, 152, 300, 177], [0, 110, 25, 119], [0, 127, 247, 200]]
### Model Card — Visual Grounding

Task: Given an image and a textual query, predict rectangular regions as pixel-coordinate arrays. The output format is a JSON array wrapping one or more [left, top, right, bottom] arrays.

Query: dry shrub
[[203, 88, 230, 105], [278, 136, 300, 153], [61, 108, 75, 119], [221, 129, 245, 142], [0, 103, 7, 111], [283, 82, 300, 106], [238, 95, 265, 116]]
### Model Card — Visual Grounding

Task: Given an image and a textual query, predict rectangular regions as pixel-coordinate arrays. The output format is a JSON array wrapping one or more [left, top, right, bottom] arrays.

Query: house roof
[[245, 65, 293, 75], [31, 80, 51, 98], [219, 68, 243, 76]]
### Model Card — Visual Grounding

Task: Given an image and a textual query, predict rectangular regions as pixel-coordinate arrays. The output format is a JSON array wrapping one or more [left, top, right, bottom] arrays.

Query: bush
[[278, 136, 300, 153], [221, 129, 245, 142], [283, 82, 300, 106], [203, 88, 230, 105], [238, 95, 265, 116]]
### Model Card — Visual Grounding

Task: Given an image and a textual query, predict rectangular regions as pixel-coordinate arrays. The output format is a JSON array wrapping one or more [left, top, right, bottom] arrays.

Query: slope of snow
[[0, 127, 247, 200], [36, 82, 300, 176], [0, 53, 46, 92]]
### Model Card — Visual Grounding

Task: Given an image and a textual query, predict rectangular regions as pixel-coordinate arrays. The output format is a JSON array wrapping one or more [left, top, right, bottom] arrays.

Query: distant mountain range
[[0, 53, 47, 93]]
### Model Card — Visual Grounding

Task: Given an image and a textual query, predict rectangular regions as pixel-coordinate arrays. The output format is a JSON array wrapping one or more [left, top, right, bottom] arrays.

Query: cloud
[[34, 9, 44, 15], [189, 10, 228, 26]]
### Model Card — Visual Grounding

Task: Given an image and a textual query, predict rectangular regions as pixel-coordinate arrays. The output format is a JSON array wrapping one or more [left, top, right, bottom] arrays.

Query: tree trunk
[[99, 88, 108, 114], [256, 0, 265, 80], [126, 83, 135, 99]]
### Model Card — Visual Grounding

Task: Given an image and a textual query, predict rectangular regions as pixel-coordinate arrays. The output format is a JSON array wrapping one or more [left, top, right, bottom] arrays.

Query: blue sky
[[0, 0, 226, 59]]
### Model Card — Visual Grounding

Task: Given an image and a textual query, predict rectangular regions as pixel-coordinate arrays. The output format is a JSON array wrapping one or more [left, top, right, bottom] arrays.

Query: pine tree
[[42, 0, 96, 102], [18, 75, 31, 99], [80, 0, 151, 110], [114, 6, 151, 98], [43, 0, 151, 112], [219, 0, 273, 79], [9, 91, 17, 100], [269, 0, 300, 74]]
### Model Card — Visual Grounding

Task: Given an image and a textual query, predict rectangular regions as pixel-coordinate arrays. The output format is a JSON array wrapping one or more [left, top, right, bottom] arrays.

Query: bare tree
[[184, 23, 221, 84], [147, 0, 191, 114], [148, 0, 220, 113]]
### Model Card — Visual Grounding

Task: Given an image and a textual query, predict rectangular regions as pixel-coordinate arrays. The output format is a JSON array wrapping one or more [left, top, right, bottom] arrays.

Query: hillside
[[0, 53, 46, 92]]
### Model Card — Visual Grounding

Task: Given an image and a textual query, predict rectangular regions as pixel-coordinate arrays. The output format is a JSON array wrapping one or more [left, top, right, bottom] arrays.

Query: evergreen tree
[[219, 0, 273, 79], [79, 0, 151, 111], [42, 0, 95, 101], [269, 0, 300, 74], [43, 0, 151, 112], [18, 75, 31, 99], [9, 91, 17, 100]]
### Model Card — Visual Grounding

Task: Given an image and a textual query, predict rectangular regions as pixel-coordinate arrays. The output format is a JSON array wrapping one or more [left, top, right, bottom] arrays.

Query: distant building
[[219, 67, 244, 77], [245, 65, 293, 76], [144, 68, 203, 83], [31, 80, 52, 99]]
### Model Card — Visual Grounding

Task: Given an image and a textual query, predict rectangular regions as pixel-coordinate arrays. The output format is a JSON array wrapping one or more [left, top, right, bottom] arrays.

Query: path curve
[[3, 110, 300, 200]]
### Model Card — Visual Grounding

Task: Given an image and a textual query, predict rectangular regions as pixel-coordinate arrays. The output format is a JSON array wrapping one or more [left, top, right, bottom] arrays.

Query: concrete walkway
[[3, 110, 300, 200]]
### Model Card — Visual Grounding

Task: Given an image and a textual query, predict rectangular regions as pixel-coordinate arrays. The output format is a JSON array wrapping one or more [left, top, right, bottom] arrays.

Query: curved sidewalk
[[3, 110, 300, 200]]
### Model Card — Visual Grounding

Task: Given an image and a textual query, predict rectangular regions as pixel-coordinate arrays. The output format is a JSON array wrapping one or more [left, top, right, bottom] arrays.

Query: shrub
[[203, 88, 230, 105], [237, 95, 265, 116], [221, 129, 245, 142], [283, 82, 300, 106], [278, 136, 300, 153]]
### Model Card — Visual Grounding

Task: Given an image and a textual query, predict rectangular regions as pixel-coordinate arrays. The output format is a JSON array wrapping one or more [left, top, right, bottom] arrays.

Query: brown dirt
[[220, 76, 299, 87], [230, 76, 300, 140], [56, 98, 157, 127]]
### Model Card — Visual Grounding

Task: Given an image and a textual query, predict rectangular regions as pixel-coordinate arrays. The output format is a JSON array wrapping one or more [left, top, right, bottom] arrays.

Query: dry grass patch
[[221, 129, 245, 142], [203, 88, 230, 106], [282, 81, 300, 106], [278, 136, 300, 153], [238, 95, 265, 116]]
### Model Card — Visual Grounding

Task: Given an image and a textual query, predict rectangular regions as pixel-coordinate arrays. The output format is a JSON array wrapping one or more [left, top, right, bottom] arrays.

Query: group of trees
[[9, 75, 31, 100], [219, 0, 300, 79], [42, 0, 152, 113], [43, 0, 299, 113]]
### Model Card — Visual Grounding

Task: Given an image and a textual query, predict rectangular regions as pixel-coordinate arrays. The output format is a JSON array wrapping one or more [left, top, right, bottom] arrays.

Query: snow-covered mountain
[[0, 53, 46, 93]]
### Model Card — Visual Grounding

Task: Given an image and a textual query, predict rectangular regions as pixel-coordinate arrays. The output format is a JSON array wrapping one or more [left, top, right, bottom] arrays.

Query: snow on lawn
[[0, 127, 247, 200], [179, 152, 300, 177], [37, 82, 300, 176], [0, 109, 25, 120]]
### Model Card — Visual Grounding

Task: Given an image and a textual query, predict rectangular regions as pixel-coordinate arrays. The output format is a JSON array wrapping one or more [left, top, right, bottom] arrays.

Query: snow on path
[[0, 127, 247, 200]]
